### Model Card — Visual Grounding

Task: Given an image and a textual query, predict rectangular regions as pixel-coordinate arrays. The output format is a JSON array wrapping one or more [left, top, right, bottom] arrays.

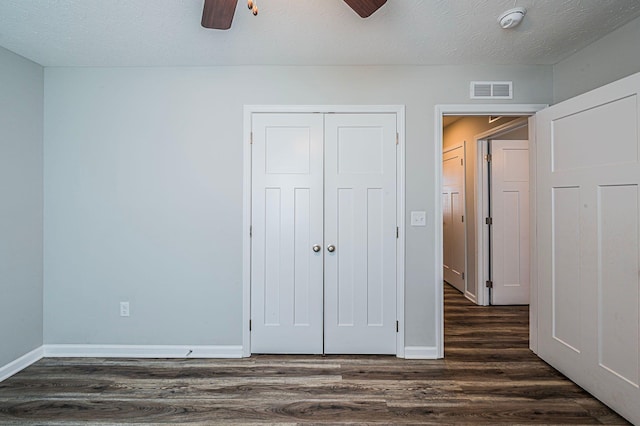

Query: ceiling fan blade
[[343, 0, 388, 18], [202, 0, 239, 30]]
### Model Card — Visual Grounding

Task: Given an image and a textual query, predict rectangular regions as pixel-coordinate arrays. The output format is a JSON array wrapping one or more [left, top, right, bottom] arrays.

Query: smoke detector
[[498, 7, 526, 29]]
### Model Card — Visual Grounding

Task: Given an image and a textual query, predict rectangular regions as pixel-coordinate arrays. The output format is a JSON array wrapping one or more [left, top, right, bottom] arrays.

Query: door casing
[[243, 105, 406, 358]]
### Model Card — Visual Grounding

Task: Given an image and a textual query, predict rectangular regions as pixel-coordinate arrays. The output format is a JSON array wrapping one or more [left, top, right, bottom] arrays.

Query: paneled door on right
[[536, 72, 640, 424]]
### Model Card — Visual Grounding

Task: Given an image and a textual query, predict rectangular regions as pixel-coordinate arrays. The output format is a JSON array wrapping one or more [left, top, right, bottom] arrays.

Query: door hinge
[[461, 215, 464, 223], [461, 272, 465, 280], [396, 320, 399, 333], [396, 133, 399, 145], [486, 280, 493, 288], [250, 132, 253, 144], [485, 153, 492, 162], [460, 158, 464, 166], [250, 225, 252, 237], [485, 217, 493, 225], [396, 227, 399, 238], [249, 319, 252, 331]]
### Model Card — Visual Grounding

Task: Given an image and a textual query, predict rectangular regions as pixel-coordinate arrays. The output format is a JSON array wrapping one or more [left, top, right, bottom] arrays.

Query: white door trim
[[243, 105, 406, 358], [473, 118, 529, 307], [434, 104, 546, 358]]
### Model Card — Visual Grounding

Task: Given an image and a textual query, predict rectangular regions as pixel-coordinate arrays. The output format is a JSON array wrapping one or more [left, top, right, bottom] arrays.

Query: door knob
[[312, 244, 321, 252], [327, 245, 336, 253]]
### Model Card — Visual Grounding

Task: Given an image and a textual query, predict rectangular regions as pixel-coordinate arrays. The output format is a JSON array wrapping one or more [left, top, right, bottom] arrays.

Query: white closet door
[[251, 113, 324, 354], [442, 145, 466, 293], [323, 113, 397, 354], [536, 72, 640, 424], [490, 140, 529, 305]]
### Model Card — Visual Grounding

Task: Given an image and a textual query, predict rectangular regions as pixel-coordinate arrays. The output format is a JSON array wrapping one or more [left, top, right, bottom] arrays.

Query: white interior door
[[536, 72, 640, 424], [442, 145, 465, 293], [250, 113, 324, 354], [324, 114, 397, 354], [251, 112, 397, 355], [490, 140, 529, 305]]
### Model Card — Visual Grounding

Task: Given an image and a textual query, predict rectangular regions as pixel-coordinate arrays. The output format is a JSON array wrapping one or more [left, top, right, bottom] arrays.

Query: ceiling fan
[[202, 0, 388, 30]]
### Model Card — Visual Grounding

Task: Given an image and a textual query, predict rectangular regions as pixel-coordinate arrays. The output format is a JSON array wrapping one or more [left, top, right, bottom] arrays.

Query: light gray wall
[[43, 65, 552, 349], [0, 47, 44, 366], [554, 15, 640, 103]]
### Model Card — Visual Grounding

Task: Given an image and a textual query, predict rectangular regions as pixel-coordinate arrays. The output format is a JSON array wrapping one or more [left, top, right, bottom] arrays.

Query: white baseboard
[[404, 346, 440, 359], [43, 344, 244, 359], [3, 344, 436, 378], [0, 346, 44, 382]]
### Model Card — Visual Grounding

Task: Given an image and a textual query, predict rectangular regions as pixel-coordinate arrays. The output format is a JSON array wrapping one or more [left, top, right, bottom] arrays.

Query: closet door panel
[[324, 113, 397, 354], [251, 113, 324, 354]]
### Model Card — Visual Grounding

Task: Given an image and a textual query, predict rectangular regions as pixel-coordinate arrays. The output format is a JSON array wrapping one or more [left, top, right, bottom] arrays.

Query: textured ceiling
[[0, 0, 639, 67]]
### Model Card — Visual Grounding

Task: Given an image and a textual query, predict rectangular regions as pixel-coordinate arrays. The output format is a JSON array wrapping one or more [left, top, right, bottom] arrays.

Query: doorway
[[434, 104, 546, 357], [442, 115, 530, 305], [242, 105, 406, 357]]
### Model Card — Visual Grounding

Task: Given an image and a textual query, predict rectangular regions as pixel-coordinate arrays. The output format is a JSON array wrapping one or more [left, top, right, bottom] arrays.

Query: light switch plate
[[120, 301, 130, 317], [411, 211, 427, 227]]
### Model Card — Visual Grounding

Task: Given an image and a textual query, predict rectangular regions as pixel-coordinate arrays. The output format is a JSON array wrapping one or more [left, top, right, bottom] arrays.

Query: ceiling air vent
[[470, 81, 513, 99]]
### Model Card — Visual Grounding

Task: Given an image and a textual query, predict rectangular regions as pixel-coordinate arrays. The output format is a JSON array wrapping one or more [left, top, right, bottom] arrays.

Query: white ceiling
[[0, 0, 639, 67]]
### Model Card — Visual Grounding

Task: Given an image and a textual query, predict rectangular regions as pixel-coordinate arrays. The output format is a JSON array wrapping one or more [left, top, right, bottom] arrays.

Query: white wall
[[0, 47, 44, 366], [554, 15, 640, 103], [43, 65, 553, 350]]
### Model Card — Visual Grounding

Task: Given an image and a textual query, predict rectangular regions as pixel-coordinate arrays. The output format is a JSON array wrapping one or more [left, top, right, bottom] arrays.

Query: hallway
[[444, 282, 530, 360]]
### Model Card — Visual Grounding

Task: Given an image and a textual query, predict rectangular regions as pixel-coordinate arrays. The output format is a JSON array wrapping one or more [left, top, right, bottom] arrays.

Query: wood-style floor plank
[[0, 284, 629, 424]]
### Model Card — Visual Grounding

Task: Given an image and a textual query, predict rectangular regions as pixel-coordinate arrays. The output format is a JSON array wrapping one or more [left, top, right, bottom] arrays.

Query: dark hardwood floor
[[0, 284, 628, 424]]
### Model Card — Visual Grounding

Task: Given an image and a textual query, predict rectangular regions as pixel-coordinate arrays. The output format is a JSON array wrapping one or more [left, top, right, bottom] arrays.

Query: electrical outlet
[[120, 301, 130, 317]]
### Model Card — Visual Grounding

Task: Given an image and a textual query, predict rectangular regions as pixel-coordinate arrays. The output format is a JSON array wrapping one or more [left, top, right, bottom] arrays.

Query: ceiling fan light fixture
[[498, 7, 526, 29], [248, 0, 258, 16]]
